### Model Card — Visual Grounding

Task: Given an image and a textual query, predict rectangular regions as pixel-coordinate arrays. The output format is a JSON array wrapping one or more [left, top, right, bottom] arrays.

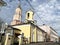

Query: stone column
[[4, 33, 9, 45], [4, 33, 12, 45], [18, 35, 22, 45]]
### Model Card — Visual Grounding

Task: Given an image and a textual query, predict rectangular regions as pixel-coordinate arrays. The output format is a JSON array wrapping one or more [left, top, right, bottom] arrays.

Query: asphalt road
[[26, 42, 60, 45], [0, 42, 60, 45]]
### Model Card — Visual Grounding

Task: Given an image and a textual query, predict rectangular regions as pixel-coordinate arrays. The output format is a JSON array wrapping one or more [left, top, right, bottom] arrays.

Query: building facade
[[50, 27, 59, 42], [0, 1, 59, 45], [0, 25, 22, 45], [39, 25, 59, 42], [12, 23, 46, 43]]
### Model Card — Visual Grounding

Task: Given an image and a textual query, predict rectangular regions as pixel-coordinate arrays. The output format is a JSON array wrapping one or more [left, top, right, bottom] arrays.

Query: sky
[[0, 0, 60, 35]]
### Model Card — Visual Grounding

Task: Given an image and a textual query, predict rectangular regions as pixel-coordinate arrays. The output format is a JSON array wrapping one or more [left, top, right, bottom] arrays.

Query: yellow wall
[[30, 25, 37, 42], [13, 24, 45, 43], [30, 25, 45, 42], [13, 24, 31, 39], [13, 24, 38, 43]]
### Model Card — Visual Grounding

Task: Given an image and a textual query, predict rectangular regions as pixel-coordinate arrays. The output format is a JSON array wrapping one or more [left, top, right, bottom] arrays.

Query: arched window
[[27, 13, 30, 19]]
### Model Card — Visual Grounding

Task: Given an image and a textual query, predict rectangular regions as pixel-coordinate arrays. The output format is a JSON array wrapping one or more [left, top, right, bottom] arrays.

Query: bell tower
[[26, 10, 34, 23], [11, 2, 22, 25]]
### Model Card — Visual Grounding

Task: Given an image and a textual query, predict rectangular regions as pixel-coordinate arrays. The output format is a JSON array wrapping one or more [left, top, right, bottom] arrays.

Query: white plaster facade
[[39, 25, 59, 42], [50, 27, 59, 42]]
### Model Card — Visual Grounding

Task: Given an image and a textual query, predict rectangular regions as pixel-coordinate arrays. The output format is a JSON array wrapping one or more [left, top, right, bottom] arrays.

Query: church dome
[[15, 6, 21, 15], [15, 4, 21, 13], [16, 8, 21, 12]]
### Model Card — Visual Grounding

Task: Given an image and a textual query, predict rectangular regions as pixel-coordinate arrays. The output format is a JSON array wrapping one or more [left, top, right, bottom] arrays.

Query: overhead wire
[[25, 0, 46, 24]]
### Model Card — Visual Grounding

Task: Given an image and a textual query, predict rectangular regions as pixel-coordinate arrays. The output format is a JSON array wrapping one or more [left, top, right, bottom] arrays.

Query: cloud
[[0, 0, 18, 24], [32, 0, 36, 2], [31, 0, 60, 35], [0, 0, 60, 35]]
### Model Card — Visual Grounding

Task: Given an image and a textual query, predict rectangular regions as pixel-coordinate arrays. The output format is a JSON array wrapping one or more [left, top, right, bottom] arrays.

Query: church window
[[27, 13, 30, 19], [8, 38, 10, 40]]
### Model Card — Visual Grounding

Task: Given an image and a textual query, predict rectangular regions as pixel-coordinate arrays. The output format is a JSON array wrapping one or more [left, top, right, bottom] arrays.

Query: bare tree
[[0, 18, 5, 31], [0, 0, 7, 6], [0, 18, 5, 42]]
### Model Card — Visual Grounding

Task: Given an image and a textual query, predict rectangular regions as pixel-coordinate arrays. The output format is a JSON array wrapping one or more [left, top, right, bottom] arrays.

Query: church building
[[0, 1, 59, 45], [9, 2, 46, 45]]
